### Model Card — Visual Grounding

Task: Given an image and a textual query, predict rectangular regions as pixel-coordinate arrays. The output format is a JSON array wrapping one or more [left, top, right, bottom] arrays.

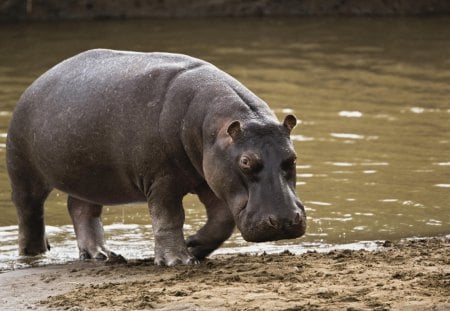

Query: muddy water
[[0, 17, 449, 270]]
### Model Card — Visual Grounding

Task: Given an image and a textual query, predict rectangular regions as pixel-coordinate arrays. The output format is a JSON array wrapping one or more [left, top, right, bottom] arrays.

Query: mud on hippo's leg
[[187, 185, 235, 260], [68, 196, 125, 262], [148, 180, 198, 266]]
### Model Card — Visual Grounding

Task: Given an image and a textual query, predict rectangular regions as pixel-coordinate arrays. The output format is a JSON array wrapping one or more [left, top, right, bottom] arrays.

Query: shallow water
[[0, 17, 449, 270]]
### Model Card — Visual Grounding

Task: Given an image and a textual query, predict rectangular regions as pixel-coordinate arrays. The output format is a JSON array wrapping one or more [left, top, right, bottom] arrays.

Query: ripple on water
[[425, 219, 442, 226], [291, 134, 314, 142], [434, 184, 450, 188], [330, 162, 354, 167], [331, 133, 364, 140], [433, 162, 450, 166], [0, 225, 17, 231], [297, 173, 313, 178], [407, 107, 449, 114], [320, 217, 353, 222], [338, 111, 363, 118], [410, 107, 425, 113], [402, 200, 425, 208], [105, 223, 141, 230], [352, 226, 368, 231], [0, 224, 158, 271], [307, 201, 332, 206], [360, 162, 389, 166], [281, 108, 294, 114], [354, 213, 375, 216]]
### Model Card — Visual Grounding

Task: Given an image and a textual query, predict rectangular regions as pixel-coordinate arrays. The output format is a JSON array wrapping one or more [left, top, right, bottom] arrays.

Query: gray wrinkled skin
[[6, 49, 306, 266]]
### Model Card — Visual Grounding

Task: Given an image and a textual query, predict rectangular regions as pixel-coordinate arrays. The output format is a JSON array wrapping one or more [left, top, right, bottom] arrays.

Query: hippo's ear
[[283, 114, 297, 133], [227, 120, 242, 141]]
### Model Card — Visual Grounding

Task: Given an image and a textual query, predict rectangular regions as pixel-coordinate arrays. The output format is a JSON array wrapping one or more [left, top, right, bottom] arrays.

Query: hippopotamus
[[6, 49, 306, 266]]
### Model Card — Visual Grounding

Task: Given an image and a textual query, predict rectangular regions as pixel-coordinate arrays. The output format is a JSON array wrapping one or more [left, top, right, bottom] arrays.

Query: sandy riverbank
[[0, 237, 448, 310]]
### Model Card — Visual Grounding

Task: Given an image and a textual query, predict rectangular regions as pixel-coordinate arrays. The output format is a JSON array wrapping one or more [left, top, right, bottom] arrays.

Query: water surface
[[0, 17, 449, 270]]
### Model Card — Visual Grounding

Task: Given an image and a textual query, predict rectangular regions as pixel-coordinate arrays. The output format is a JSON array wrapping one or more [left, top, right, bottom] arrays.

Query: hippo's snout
[[238, 206, 306, 243]]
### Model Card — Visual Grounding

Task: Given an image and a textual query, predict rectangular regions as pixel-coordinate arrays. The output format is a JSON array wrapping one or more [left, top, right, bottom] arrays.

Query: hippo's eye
[[239, 153, 262, 173], [239, 155, 252, 170], [281, 156, 297, 172]]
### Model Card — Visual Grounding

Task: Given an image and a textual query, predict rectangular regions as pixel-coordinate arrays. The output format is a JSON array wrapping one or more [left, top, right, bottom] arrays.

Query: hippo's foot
[[19, 236, 51, 256], [79, 247, 126, 263], [185, 218, 235, 260], [188, 184, 235, 260], [154, 244, 199, 266], [186, 235, 222, 260]]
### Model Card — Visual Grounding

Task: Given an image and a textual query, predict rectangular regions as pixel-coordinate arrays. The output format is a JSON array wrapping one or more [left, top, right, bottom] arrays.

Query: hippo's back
[[10, 49, 211, 154], [23, 49, 207, 114]]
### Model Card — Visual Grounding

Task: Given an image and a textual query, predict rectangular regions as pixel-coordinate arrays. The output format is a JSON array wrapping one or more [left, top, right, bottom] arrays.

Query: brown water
[[0, 17, 449, 269]]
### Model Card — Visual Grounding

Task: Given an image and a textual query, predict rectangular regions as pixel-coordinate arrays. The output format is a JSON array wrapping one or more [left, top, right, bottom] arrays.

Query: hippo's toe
[[186, 238, 216, 260], [78, 248, 126, 263], [154, 249, 199, 266]]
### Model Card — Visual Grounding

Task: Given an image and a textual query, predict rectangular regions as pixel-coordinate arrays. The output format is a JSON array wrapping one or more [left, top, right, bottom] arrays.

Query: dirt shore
[[0, 237, 448, 310]]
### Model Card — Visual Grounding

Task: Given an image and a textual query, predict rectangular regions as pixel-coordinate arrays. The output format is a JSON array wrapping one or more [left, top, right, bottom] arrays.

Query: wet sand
[[0, 237, 448, 310]]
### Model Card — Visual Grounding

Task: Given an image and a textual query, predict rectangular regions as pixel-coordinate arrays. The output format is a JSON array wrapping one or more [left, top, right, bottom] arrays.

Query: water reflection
[[0, 17, 449, 270]]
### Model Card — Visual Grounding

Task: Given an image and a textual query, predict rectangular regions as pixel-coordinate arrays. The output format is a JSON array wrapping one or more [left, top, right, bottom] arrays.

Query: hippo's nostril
[[268, 215, 277, 228], [296, 201, 305, 211], [292, 212, 301, 225]]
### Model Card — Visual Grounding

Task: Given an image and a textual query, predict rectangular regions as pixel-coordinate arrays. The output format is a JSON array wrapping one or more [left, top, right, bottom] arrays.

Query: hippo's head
[[203, 115, 306, 242]]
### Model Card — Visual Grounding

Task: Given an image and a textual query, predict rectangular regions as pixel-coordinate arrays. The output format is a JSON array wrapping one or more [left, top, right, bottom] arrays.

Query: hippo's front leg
[[187, 185, 235, 260], [148, 178, 199, 266]]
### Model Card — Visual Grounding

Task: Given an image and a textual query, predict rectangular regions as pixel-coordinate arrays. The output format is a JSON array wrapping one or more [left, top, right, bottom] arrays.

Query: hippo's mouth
[[236, 203, 306, 243], [239, 223, 306, 243]]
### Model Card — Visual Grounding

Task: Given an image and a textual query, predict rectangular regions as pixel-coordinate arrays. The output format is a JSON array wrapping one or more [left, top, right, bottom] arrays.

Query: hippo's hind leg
[[67, 196, 124, 262], [187, 185, 235, 260], [7, 146, 52, 256], [11, 181, 51, 256]]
